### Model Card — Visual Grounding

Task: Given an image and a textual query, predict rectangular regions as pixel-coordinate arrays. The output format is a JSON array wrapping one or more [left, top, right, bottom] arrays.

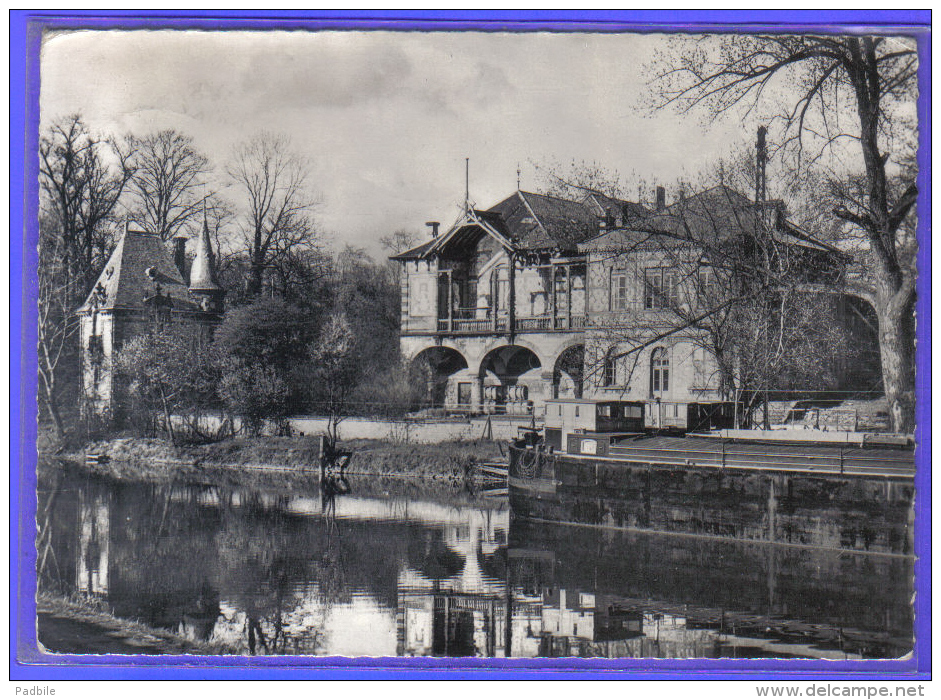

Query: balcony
[[437, 317, 508, 333], [431, 314, 586, 335]]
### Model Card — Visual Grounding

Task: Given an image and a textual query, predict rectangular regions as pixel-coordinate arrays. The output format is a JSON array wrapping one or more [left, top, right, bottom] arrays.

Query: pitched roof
[[393, 185, 837, 261], [580, 185, 841, 254], [78, 229, 199, 312], [583, 191, 650, 222], [389, 239, 437, 261], [483, 190, 646, 251]]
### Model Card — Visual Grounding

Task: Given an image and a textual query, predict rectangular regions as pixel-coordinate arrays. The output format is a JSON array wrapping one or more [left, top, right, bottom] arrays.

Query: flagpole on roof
[[465, 157, 470, 213]]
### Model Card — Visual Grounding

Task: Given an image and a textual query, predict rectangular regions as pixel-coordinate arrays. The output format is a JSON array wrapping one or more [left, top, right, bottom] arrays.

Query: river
[[36, 461, 914, 659]]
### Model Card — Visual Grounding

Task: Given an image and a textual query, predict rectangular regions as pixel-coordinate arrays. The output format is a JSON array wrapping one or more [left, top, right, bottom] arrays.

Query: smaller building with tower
[[77, 217, 225, 420]]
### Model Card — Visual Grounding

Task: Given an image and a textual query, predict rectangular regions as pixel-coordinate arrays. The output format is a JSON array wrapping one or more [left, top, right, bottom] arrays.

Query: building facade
[[78, 219, 225, 419], [393, 186, 865, 417]]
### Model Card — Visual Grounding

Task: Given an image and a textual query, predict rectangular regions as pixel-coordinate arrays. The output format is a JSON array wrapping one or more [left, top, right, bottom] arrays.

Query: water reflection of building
[[76, 485, 110, 595], [397, 586, 508, 657], [40, 468, 906, 659], [395, 505, 510, 657], [505, 582, 871, 660]]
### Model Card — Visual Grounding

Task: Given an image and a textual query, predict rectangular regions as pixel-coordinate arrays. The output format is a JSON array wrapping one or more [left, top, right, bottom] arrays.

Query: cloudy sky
[[40, 29, 751, 255]]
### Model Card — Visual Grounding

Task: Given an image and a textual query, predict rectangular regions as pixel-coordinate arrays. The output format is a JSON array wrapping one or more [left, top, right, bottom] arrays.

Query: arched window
[[651, 347, 669, 395], [602, 349, 617, 387]]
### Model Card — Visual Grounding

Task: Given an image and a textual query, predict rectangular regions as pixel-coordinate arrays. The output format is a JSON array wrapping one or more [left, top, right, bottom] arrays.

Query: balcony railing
[[516, 316, 551, 331], [428, 315, 586, 335], [437, 317, 507, 333]]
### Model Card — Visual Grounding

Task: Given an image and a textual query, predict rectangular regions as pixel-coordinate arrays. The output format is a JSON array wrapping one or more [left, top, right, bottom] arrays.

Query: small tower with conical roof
[[188, 209, 226, 314]]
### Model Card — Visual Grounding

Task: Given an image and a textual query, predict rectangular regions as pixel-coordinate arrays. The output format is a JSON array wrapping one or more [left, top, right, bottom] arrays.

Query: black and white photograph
[[31, 22, 922, 663]]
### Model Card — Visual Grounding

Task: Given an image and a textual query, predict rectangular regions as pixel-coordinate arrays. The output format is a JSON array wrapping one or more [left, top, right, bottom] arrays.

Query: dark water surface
[[37, 461, 914, 659]]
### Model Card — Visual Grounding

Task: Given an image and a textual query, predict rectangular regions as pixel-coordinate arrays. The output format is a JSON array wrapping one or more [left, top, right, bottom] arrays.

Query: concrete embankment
[[509, 446, 915, 555]]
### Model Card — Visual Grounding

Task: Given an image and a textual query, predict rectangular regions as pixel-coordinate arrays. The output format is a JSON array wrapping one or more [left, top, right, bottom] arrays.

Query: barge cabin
[[544, 398, 644, 455], [543, 398, 741, 456], [646, 400, 740, 433]]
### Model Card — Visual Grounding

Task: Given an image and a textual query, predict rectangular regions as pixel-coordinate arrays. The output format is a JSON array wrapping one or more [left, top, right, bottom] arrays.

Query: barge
[[509, 399, 916, 554]]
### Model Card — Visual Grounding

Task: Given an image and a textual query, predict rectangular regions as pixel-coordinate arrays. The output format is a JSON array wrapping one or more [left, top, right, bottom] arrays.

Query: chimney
[[655, 186, 666, 211], [172, 235, 188, 280], [425, 221, 440, 238]]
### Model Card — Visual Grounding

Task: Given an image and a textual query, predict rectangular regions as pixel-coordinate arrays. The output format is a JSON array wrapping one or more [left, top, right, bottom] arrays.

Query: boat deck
[[587, 435, 918, 479]]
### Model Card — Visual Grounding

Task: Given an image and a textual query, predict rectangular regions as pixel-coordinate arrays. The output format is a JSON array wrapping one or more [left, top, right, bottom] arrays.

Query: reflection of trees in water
[[407, 529, 465, 581], [38, 465, 507, 655], [36, 471, 66, 590]]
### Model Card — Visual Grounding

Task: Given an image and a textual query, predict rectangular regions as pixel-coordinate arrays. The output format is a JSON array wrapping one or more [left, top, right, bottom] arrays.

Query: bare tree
[[380, 229, 420, 256], [226, 133, 320, 298], [309, 312, 358, 447], [38, 115, 134, 439], [577, 153, 857, 427], [37, 219, 78, 439], [534, 158, 630, 201], [39, 114, 134, 291], [648, 34, 919, 432], [126, 129, 210, 240]]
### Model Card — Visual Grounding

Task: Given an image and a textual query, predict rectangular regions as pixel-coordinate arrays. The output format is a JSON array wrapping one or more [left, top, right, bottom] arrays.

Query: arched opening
[[409, 347, 470, 411], [650, 347, 670, 397], [553, 345, 584, 398], [479, 345, 542, 415]]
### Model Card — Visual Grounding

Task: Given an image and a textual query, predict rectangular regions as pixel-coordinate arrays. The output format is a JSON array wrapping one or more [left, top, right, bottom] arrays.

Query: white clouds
[[39, 29, 752, 255]]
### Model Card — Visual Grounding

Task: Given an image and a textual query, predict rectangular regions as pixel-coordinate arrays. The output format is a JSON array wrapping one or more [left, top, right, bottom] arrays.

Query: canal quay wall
[[509, 454, 915, 555]]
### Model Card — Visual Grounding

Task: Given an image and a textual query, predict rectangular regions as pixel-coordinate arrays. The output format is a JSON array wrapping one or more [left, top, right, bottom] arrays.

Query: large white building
[[392, 185, 867, 417]]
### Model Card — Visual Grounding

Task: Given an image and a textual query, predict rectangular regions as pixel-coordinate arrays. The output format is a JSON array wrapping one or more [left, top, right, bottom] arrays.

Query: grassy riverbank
[[37, 592, 236, 655], [56, 435, 505, 487]]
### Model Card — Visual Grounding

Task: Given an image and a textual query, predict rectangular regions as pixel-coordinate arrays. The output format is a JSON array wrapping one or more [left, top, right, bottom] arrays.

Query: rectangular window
[[497, 279, 509, 311], [645, 268, 679, 309], [610, 270, 629, 310], [602, 355, 617, 387], [697, 269, 717, 309]]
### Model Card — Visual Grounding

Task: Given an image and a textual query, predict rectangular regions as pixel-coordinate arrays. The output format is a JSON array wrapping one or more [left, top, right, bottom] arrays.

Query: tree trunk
[[38, 370, 64, 439], [875, 289, 916, 433], [45, 393, 65, 441], [159, 385, 178, 447]]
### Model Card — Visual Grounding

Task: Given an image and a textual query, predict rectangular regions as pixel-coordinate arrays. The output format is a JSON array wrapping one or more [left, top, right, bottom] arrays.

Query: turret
[[188, 212, 225, 313]]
